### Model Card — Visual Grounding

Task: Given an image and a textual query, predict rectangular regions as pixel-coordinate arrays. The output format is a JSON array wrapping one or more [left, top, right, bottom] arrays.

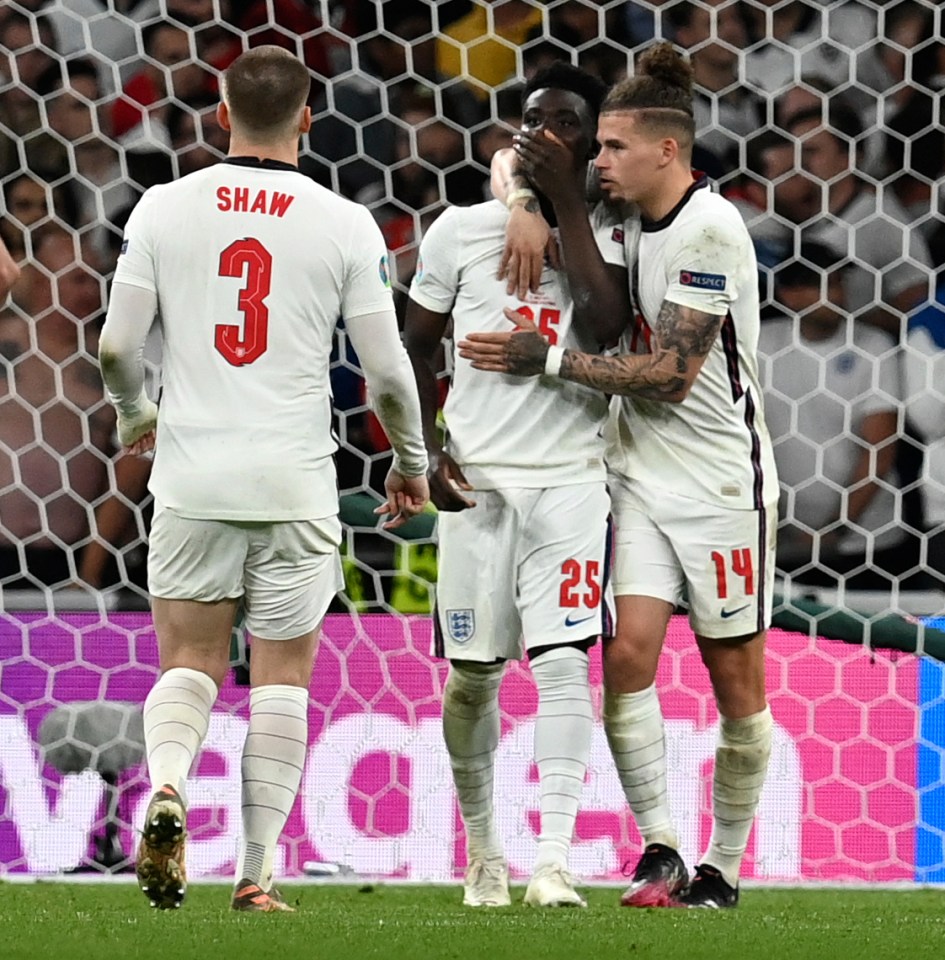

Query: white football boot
[[523, 864, 587, 908], [462, 858, 511, 907]]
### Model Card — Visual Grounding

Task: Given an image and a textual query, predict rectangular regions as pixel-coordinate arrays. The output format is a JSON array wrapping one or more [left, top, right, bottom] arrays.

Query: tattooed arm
[[458, 300, 723, 403]]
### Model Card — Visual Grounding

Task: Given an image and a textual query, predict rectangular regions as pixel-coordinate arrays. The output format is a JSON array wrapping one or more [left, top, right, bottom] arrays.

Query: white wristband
[[506, 187, 536, 209], [544, 345, 565, 377]]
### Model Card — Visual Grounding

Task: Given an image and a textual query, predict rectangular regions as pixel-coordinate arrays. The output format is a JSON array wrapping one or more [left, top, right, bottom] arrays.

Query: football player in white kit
[[99, 47, 429, 912], [406, 63, 631, 909], [462, 43, 778, 909]]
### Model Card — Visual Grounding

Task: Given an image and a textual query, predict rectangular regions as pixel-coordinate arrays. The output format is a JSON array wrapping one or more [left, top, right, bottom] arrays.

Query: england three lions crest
[[447, 609, 475, 643]]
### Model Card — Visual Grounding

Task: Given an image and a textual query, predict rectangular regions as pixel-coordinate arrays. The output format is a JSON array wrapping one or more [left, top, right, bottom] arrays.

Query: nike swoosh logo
[[565, 613, 596, 627], [720, 604, 750, 619]]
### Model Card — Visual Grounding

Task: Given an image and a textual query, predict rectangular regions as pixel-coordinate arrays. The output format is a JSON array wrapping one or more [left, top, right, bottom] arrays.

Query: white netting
[[1, 0, 945, 882]]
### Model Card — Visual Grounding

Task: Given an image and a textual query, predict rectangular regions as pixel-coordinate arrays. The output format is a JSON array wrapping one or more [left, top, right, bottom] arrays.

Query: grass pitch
[[2, 882, 943, 960]]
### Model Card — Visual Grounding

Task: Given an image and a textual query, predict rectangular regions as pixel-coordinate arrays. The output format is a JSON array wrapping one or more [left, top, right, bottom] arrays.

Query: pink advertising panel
[[0, 613, 917, 881]]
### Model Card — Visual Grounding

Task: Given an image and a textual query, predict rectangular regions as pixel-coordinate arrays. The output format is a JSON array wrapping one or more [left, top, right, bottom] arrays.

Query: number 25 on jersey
[[215, 237, 273, 367]]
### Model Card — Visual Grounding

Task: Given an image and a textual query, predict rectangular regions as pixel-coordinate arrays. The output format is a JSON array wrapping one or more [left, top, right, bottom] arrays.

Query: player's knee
[[529, 637, 595, 664], [603, 632, 660, 688], [446, 659, 505, 706], [529, 644, 590, 692]]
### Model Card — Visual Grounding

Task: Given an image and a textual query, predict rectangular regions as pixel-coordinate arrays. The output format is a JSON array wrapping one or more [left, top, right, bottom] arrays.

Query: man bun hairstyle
[[602, 42, 696, 149], [522, 61, 608, 123], [221, 45, 311, 138]]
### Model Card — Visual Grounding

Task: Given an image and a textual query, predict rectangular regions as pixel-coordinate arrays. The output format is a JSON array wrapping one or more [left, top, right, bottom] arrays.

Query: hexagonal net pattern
[[1, 0, 944, 883]]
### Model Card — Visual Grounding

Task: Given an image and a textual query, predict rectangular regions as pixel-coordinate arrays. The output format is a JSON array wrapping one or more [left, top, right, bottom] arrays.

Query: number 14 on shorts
[[711, 547, 754, 599]]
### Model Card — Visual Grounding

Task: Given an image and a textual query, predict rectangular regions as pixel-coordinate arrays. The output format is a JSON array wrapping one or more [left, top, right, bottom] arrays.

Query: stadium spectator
[[435, 0, 542, 99], [111, 20, 206, 142], [787, 104, 933, 335], [0, 228, 148, 591], [407, 62, 621, 910], [904, 285, 945, 593], [527, 1, 631, 86], [99, 45, 428, 912], [306, 2, 478, 199], [472, 43, 777, 911], [666, 0, 762, 175], [773, 77, 885, 179], [743, 0, 885, 103], [0, 171, 81, 262], [732, 130, 806, 271], [42, 0, 138, 94], [759, 244, 914, 591], [0, 11, 62, 176], [36, 59, 135, 241], [167, 95, 229, 176]]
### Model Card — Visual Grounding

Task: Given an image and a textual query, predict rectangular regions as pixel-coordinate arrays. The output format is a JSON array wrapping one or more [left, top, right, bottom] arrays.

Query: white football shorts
[[609, 474, 777, 639], [148, 500, 343, 641], [433, 482, 614, 662]]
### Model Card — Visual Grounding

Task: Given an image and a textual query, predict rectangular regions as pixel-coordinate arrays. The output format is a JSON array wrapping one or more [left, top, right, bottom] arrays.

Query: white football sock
[[703, 706, 773, 888], [442, 661, 506, 863], [143, 666, 218, 805], [237, 684, 309, 890], [603, 684, 678, 850], [531, 646, 593, 871]]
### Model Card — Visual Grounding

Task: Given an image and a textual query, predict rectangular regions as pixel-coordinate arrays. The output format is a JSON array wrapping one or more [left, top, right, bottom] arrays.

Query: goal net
[[1, 0, 944, 883]]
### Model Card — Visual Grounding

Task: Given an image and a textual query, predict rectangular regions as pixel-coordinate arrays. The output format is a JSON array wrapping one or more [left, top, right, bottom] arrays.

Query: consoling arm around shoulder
[[562, 299, 722, 402], [346, 309, 428, 478], [457, 298, 722, 404]]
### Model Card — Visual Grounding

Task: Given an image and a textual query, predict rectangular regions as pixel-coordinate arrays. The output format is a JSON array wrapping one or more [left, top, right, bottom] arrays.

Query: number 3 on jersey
[[215, 237, 272, 366]]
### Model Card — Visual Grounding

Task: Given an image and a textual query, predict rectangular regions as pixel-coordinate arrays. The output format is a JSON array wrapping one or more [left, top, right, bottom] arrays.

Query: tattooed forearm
[[559, 301, 722, 401], [654, 299, 722, 360]]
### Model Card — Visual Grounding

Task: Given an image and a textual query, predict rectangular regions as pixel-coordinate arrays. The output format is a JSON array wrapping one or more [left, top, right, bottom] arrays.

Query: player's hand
[[458, 308, 549, 376], [125, 430, 156, 456], [498, 204, 559, 300], [427, 448, 476, 512], [513, 129, 583, 209], [117, 398, 158, 453], [375, 468, 430, 530]]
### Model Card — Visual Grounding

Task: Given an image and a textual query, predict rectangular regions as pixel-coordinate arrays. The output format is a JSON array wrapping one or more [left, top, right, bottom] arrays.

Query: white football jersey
[[606, 178, 779, 510], [112, 158, 394, 521], [408, 200, 629, 489]]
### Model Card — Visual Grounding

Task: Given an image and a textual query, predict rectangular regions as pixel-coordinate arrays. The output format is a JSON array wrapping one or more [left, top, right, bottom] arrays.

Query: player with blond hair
[[465, 43, 778, 909]]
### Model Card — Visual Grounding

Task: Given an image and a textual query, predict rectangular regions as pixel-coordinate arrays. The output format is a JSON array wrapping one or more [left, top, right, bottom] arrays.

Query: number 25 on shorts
[[559, 559, 601, 609]]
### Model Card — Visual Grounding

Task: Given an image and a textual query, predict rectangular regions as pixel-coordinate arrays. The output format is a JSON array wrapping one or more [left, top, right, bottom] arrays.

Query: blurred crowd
[[1, 0, 943, 608]]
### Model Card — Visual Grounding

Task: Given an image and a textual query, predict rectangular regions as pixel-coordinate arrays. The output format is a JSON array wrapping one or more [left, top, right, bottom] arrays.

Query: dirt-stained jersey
[[113, 157, 394, 520], [409, 199, 629, 489], [606, 178, 779, 510]]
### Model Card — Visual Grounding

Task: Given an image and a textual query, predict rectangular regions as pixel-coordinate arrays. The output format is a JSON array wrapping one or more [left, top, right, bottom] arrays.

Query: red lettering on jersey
[[269, 192, 294, 218], [216, 186, 231, 211], [233, 187, 250, 212], [250, 190, 267, 214], [629, 314, 652, 353]]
